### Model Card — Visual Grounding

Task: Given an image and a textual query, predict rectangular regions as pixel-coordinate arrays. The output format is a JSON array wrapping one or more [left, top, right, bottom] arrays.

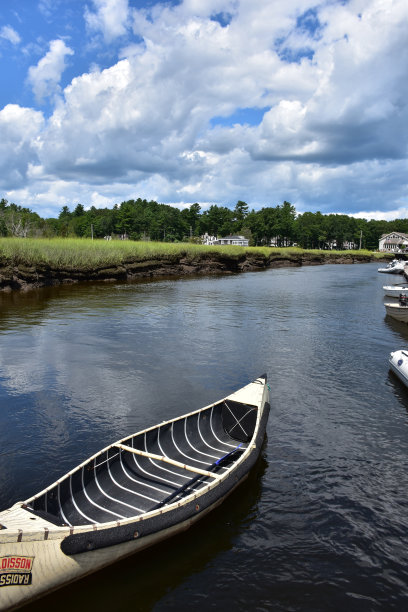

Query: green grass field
[[0, 237, 384, 270]]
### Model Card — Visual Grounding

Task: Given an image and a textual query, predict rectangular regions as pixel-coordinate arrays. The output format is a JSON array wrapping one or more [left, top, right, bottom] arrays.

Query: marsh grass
[[0, 237, 383, 270]]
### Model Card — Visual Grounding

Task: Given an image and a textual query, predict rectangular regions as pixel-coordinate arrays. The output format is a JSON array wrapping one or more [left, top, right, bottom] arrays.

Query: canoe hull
[[0, 472, 250, 611], [61, 400, 269, 556], [0, 376, 269, 610]]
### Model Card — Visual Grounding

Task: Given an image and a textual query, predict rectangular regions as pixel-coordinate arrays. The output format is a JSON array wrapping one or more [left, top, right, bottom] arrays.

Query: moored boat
[[384, 296, 408, 323], [383, 282, 408, 298], [0, 375, 270, 610], [389, 350, 408, 387], [378, 259, 405, 274]]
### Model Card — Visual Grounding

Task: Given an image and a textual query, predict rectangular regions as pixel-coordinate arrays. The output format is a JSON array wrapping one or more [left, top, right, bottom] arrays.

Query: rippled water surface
[[1, 263, 408, 611]]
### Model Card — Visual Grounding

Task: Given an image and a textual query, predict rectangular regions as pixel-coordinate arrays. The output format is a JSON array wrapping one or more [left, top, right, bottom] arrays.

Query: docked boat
[[0, 375, 270, 610], [378, 259, 406, 274], [383, 281, 408, 298], [389, 350, 408, 387], [385, 295, 408, 322]]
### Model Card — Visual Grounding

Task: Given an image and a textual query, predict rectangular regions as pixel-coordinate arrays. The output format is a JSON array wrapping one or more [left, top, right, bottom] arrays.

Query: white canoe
[[383, 283, 408, 298], [389, 350, 408, 387], [384, 302, 408, 323], [0, 376, 270, 610], [378, 259, 406, 274]]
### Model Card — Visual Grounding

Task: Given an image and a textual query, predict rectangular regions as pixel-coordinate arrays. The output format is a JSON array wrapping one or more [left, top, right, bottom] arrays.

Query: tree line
[[0, 196, 406, 250]]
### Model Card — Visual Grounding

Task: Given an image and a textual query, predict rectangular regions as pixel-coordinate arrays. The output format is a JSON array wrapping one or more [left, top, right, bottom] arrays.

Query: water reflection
[[2, 263, 408, 610], [384, 313, 408, 342], [387, 369, 408, 411], [24, 453, 268, 612]]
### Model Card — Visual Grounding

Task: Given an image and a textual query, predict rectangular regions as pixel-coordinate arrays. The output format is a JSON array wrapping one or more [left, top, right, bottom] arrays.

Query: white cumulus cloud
[[0, 105, 44, 189], [85, 0, 130, 42], [27, 39, 74, 104], [1, 0, 408, 219]]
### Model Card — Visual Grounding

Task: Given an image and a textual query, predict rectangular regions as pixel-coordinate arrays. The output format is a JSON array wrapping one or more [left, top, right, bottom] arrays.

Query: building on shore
[[325, 240, 357, 250], [202, 234, 249, 247], [379, 232, 408, 252], [202, 233, 218, 245]]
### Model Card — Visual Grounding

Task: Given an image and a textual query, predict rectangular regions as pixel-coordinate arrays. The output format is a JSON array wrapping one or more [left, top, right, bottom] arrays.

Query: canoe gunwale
[[0, 377, 269, 612], [23, 389, 261, 509], [1, 377, 268, 546], [1, 448, 237, 543], [60, 400, 270, 555]]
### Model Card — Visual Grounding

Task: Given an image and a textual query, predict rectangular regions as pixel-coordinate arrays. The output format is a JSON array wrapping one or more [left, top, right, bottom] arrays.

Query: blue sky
[[0, 0, 407, 220]]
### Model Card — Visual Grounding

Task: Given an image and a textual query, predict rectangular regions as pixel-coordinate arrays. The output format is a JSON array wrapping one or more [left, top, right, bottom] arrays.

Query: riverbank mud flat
[[0, 251, 385, 291]]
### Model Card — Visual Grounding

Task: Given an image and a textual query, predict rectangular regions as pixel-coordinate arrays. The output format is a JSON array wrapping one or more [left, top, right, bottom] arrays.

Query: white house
[[212, 235, 249, 247], [202, 233, 217, 245], [379, 232, 408, 252], [326, 239, 357, 250]]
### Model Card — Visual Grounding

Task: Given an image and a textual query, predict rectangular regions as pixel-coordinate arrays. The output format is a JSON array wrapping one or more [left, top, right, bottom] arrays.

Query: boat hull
[[383, 285, 408, 298], [0, 475, 248, 611], [384, 303, 408, 323], [0, 376, 269, 610], [389, 350, 408, 388], [378, 260, 405, 274]]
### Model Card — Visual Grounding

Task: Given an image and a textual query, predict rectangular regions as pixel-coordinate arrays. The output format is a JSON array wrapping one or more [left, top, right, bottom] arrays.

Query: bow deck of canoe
[[0, 375, 270, 610]]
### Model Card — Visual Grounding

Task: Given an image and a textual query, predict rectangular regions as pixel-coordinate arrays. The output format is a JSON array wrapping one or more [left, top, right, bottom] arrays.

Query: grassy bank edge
[[0, 237, 387, 270]]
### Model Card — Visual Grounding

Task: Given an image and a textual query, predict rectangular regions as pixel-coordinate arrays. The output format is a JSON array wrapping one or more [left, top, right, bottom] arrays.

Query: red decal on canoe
[[0, 556, 34, 587]]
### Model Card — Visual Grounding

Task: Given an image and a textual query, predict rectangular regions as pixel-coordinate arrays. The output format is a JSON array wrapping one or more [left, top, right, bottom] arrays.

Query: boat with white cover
[[383, 282, 408, 298], [0, 375, 269, 610], [389, 350, 408, 387], [378, 259, 406, 274]]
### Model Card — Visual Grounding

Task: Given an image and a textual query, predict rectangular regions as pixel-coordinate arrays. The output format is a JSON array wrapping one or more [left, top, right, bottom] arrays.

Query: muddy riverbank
[[0, 250, 388, 291]]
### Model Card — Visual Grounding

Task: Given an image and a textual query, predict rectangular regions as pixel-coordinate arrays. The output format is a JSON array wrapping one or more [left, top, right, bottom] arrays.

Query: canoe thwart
[[114, 444, 221, 479], [0, 375, 270, 610]]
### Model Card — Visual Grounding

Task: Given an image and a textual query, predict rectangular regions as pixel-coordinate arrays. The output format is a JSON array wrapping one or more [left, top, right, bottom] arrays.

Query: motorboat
[[383, 282, 408, 298], [385, 294, 408, 322], [378, 259, 406, 274], [389, 350, 408, 387]]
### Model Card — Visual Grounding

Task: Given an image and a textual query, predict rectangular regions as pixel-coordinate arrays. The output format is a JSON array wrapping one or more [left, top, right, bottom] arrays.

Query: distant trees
[[0, 199, 45, 237], [0, 195, 404, 250], [181, 202, 201, 238], [233, 200, 249, 231]]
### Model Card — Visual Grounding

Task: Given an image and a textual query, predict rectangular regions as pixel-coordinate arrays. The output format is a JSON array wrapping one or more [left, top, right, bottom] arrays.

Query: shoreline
[[0, 250, 388, 292]]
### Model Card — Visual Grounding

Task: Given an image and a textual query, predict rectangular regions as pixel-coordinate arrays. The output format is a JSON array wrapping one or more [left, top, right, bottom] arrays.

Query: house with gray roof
[[379, 232, 408, 252], [211, 235, 249, 247]]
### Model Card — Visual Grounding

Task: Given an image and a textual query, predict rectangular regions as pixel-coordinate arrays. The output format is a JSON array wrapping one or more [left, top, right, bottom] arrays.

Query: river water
[[1, 262, 408, 611]]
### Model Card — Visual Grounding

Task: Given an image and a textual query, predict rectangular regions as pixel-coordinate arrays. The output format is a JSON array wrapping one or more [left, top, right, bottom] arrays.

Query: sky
[[0, 0, 407, 220]]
